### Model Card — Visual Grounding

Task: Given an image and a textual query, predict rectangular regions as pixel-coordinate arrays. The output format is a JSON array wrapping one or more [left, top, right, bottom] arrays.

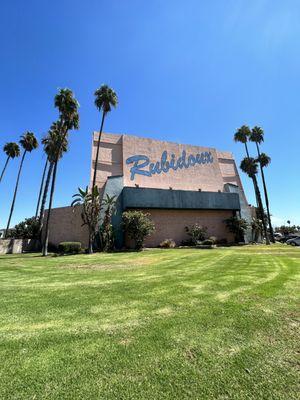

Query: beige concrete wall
[[217, 151, 248, 205], [0, 239, 39, 254], [126, 209, 235, 247], [122, 135, 225, 192], [90, 133, 248, 202], [44, 206, 89, 248], [90, 132, 123, 196]]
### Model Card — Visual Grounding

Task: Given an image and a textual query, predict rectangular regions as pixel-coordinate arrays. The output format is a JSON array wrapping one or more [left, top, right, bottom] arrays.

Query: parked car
[[279, 234, 300, 243], [274, 232, 283, 241], [286, 237, 300, 246]]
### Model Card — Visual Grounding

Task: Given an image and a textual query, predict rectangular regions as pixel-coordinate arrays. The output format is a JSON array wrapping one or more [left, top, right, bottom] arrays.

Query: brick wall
[[43, 206, 89, 248], [126, 209, 235, 247]]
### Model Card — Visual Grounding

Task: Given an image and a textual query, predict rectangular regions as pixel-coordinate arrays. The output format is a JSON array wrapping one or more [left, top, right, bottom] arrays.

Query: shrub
[[216, 238, 228, 245], [58, 242, 81, 254], [48, 242, 58, 253], [208, 236, 217, 244], [99, 223, 115, 252], [160, 239, 176, 248], [202, 239, 214, 246], [122, 211, 155, 250], [224, 216, 248, 243], [185, 224, 207, 245]]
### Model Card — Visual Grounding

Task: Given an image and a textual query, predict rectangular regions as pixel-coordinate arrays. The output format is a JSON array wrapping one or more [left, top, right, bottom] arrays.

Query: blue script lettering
[[126, 150, 214, 180]]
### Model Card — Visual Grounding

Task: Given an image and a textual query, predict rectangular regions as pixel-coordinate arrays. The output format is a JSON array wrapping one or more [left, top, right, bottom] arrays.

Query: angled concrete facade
[[91, 133, 251, 247], [46, 133, 251, 248]]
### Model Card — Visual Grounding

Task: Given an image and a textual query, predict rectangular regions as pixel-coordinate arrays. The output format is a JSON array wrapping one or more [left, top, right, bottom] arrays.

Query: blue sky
[[0, 0, 299, 227]]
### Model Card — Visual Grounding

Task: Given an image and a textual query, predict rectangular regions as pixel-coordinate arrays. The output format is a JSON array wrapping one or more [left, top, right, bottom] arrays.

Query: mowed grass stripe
[[0, 245, 299, 399]]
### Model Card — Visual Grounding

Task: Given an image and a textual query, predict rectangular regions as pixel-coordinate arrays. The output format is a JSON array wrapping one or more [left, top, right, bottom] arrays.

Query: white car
[[274, 232, 283, 241]]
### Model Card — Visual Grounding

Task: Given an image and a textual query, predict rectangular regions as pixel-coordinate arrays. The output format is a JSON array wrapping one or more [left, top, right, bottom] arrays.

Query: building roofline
[[92, 131, 234, 156]]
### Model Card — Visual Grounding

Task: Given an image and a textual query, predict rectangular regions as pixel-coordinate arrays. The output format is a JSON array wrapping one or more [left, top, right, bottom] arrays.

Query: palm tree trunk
[[92, 111, 106, 190], [244, 143, 250, 158], [0, 156, 10, 183], [35, 159, 48, 219], [42, 121, 70, 256], [42, 160, 58, 256], [252, 173, 270, 244], [255, 143, 275, 243], [244, 142, 259, 207], [5, 151, 27, 237], [88, 232, 93, 254], [38, 161, 54, 240]]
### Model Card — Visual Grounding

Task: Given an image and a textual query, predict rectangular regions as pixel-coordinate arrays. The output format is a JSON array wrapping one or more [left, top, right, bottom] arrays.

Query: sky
[[0, 0, 299, 227]]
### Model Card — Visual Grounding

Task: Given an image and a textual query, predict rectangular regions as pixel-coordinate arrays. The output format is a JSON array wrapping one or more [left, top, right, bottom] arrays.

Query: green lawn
[[0, 245, 299, 399]]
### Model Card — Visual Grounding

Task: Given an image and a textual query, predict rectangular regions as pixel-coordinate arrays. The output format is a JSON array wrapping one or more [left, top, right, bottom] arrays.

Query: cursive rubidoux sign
[[126, 149, 214, 181]]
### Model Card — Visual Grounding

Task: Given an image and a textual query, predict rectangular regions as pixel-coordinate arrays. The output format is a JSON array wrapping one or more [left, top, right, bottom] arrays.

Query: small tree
[[6, 217, 40, 239], [251, 217, 263, 242], [224, 215, 248, 243], [99, 194, 117, 251], [276, 224, 297, 235], [71, 186, 101, 254], [185, 223, 207, 245], [122, 211, 155, 250]]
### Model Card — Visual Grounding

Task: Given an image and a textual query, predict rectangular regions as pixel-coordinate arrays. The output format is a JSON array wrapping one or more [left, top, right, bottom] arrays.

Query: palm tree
[[38, 122, 68, 240], [71, 186, 101, 254], [234, 125, 252, 158], [92, 85, 118, 190], [35, 158, 48, 219], [0, 142, 21, 183], [234, 125, 270, 244], [42, 89, 79, 256], [257, 152, 274, 241], [250, 126, 275, 243], [234, 125, 259, 206], [240, 157, 269, 244], [38, 161, 53, 239], [5, 132, 38, 237]]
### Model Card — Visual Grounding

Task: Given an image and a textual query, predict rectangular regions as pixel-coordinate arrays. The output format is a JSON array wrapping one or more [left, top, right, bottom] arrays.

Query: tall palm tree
[[234, 125, 261, 205], [0, 142, 20, 183], [250, 126, 275, 243], [35, 158, 48, 219], [38, 122, 68, 240], [38, 161, 53, 238], [92, 85, 118, 191], [42, 89, 79, 256], [234, 125, 252, 158], [5, 132, 38, 237], [234, 125, 270, 244], [240, 157, 269, 244]]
